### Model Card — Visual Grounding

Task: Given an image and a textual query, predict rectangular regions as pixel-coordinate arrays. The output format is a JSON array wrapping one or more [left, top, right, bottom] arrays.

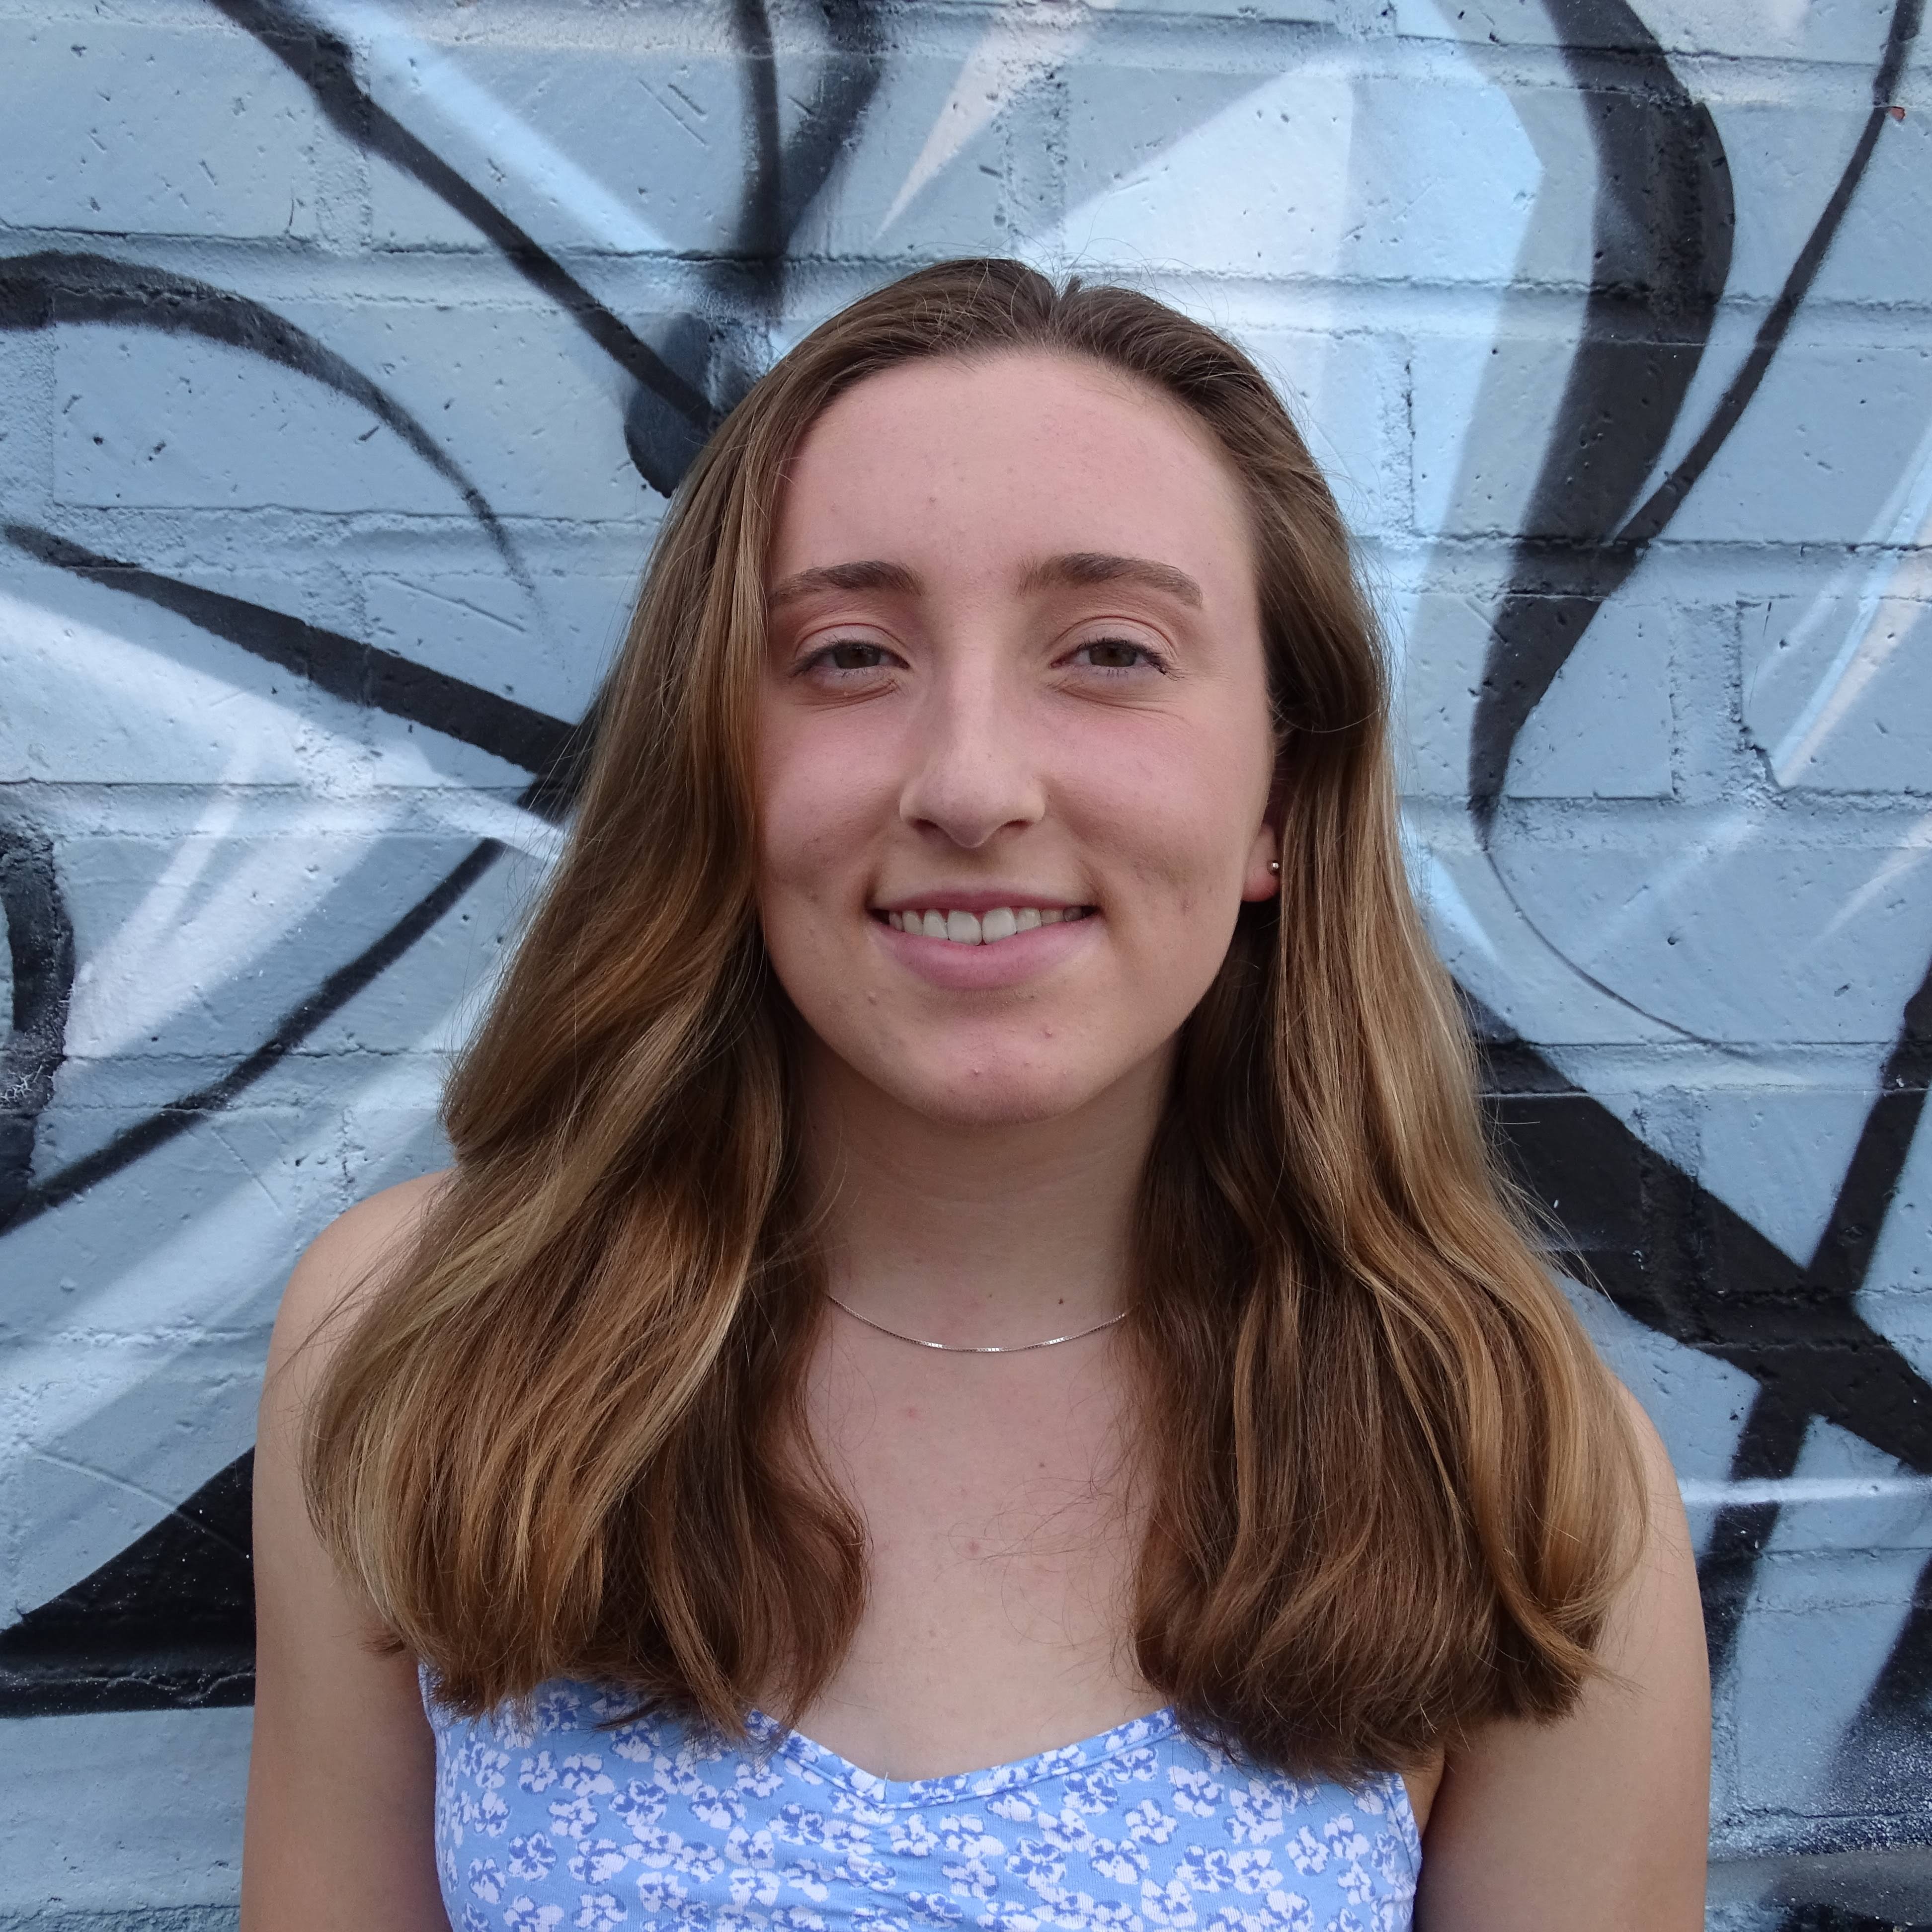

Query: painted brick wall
[[0, 1, 1927, 1927]]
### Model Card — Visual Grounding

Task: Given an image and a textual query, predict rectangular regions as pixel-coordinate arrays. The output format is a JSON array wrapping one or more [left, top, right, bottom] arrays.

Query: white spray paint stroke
[[67, 749, 314, 1062], [1770, 414, 1932, 785], [1048, 64, 1357, 281], [1811, 811, 1932, 949], [318, 0, 676, 257], [0, 1050, 456, 1460], [879, 0, 1122, 238], [1, 586, 556, 1055], [1549, 803, 1761, 968], [1681, 1475, 1932, 1506], [415, 791, 567, 863], [1413, 839, 1683, 1048]]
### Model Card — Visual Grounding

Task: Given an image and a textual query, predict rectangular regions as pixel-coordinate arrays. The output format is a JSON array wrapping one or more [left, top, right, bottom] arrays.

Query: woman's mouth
[[874, 905, 1096, 946]]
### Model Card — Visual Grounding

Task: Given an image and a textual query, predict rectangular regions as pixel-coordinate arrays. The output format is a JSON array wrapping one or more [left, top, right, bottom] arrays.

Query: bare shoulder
[[266, 1171, 450, 1386], [1412, 1369, 1708, 1930], [1612, 1372, 1681, 1501], [1401, 1376, 1679, 1846], [1602, 1373, 1698, 1667], [244, 1171, 456, 1929], [255, 1168, 452, 1585]]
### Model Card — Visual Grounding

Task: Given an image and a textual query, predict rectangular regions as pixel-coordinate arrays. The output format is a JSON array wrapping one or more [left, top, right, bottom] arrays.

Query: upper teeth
[[884, 906, 1087, 944]]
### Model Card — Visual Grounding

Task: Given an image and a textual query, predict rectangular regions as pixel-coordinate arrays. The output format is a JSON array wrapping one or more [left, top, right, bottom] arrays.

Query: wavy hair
[[305, 258, 1641, 1779]]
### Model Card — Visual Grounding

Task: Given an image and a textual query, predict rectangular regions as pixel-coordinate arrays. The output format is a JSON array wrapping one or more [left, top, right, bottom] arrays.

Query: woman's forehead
[[770, 351, 1256, 595]]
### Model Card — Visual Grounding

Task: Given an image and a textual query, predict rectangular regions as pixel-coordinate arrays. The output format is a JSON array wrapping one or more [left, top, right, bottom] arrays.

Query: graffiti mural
[[1, 0, 1927, 1923]]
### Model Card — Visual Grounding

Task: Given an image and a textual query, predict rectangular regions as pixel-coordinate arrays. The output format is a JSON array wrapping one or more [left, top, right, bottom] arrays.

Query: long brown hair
[[305, 258, 1641, 1779]]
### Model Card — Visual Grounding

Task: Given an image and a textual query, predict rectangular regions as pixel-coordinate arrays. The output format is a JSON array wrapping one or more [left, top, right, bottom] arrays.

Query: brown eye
[[803, 639, 895, 675], [1071, 638, 1166, 673]]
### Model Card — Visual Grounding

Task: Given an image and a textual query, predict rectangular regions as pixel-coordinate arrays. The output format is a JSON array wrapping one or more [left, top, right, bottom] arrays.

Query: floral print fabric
[[426, 1677, 1419, 1932]]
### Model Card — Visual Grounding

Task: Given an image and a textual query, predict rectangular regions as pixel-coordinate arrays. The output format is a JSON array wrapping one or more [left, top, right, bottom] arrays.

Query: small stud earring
[[1268, 860, 1281, 875]]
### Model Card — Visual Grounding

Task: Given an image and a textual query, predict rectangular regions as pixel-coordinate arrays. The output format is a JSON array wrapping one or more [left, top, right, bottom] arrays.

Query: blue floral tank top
[[425, 1676, 1421, 1932]]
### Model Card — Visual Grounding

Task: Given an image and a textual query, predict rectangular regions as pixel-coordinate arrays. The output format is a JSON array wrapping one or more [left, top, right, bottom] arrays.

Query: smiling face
[[755, 350, 1281, 1130]]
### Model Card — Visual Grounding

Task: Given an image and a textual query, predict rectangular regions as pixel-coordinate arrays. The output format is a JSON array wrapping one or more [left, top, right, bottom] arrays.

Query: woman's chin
[[922, 1087, 1090, 1131], [856, 1046, 1163, 1134]]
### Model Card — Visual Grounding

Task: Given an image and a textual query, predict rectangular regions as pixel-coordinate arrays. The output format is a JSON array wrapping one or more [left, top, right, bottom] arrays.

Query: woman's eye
[[802, 639, 895, 676], [1070, 637, 1165, 673]]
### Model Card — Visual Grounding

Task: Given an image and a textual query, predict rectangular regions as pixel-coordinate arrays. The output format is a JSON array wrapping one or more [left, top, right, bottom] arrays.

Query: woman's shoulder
[[267, 1171, 452, 1382], [1600, 1370, 1685, 1566]]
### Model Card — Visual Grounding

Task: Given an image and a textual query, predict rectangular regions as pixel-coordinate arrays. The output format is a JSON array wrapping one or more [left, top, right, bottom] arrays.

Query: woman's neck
[[800, 1038, 1169, 1345]]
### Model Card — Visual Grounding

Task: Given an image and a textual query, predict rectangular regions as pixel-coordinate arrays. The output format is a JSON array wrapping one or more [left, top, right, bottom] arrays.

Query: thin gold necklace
[[824, 1293, 1129, 1355]]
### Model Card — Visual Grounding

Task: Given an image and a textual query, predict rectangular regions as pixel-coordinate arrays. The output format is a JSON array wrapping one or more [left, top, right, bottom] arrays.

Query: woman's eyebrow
[[1019, 552, 1204, 608], [767, 552, 1204, 609], [768, 559, 922, 605]]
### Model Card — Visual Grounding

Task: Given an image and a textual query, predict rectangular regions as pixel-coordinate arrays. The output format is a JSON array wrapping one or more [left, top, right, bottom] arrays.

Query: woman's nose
[[896, 663, 1046, 850]]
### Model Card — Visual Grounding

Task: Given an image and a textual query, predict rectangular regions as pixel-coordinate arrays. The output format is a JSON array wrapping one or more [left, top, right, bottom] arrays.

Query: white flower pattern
[[427, 1676, 1419, 1931]]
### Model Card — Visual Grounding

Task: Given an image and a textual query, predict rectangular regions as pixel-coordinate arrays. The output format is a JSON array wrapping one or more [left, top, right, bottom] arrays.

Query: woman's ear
[[1240, 717, 1289, 902], [1240, 817, 1282, 902]]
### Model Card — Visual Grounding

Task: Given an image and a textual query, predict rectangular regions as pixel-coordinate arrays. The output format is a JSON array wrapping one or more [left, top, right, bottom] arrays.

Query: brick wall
[[0, 2, 1927, 1926]]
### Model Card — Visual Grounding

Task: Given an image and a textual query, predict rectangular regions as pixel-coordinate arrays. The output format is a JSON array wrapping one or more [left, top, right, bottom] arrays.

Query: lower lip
[[871, 914, 1100, 989]]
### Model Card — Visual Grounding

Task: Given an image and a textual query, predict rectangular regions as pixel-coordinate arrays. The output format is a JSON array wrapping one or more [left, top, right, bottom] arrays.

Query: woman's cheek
[[759, 744, 885, 888]]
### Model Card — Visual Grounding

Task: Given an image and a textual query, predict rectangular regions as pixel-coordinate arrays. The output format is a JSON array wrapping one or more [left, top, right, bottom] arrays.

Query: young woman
[[242, 259, 1708, 1931]]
